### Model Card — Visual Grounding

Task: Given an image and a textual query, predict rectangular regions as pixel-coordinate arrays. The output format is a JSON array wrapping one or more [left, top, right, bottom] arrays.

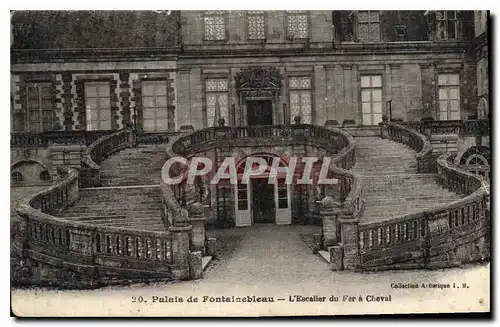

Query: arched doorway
[[233, 154, 291, 226]]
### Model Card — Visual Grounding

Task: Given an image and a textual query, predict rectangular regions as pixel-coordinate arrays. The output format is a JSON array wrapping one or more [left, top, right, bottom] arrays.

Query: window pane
[[143, 109, 156, 120], [361, 76, 371, 88], [372, 89, 382, 102], [362, 113, 372, 125], [361, 90, 371, 102], [40, 86, 52, 98], [373, 113, 383, 125], [369, 11, 380, 22], [143, 96, 155, 108], [100, 109, 111, 120], [449, 99, 460, 112], [155, 82, 167, 96], [439, 110, 449, 120], [86, 98, 97, 108], [98, 85, 110, 97], [358, 11, 369, 22], [99, 120, 111, 130], [289, 77, 300, 89], [362, 102, 372, 114], [41, 98, 53, 109], [448, 21, 456, 39], [100, 97, 110, 109], [369, 24, 380, 42], [156, 95, 168, 107], [448, 74, 459, 85], [358, 24, 369, 42], [156, 108, 168, 119], [448, 87, 460, 99], [142, 83, 155, 96], [439, 100, 448, 112], [438, 74, 447, 85], [450, 110, 460, 120], [371, 75, 382, 87], [85, 85, 97, 96], [439, 88, 448, 100], [372, 102, 382, 113]]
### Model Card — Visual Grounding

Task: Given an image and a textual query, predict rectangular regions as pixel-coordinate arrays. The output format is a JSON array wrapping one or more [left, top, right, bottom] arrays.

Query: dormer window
[[436, 11, 459, 40], [357, 11, 381, 42]]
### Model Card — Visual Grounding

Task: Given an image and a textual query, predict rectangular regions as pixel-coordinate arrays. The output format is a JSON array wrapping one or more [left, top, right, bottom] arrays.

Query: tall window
[[289, 77, 312, 124], [286, 11, 308, 39], [204, 11, 225, 40], [361, 75, 383, 126], [205, 78, 228, 127], [237, 182, 248, 210], [142, 80, 175, 132], [247, 11, 265, 40], [357, 11, 380, 42], [438, 73, 460, 120], [26, 82, 54, 133], [277, 179, 288, 209], [436, 11, 459, 40], [85, 82, 111, 130]]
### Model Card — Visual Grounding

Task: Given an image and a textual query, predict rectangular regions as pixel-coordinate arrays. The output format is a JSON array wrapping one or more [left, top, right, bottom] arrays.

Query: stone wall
[[11, 62, 177, 132]]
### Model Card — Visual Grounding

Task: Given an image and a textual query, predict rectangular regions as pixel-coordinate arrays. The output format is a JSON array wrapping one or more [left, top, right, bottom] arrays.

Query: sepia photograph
[[9, 7, 491, 317]]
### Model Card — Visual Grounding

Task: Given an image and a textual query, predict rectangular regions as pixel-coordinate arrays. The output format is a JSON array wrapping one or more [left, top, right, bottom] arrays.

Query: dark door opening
[[247, 100, 273, 126], [251, 178, 275, 224]]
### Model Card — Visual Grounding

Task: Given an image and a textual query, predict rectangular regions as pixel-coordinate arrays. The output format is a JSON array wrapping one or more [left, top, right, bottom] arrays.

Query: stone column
[[320, 196, 339, 247], [188, 202, 207, 255], [169, 208, 193, 280], [338, 215, 360, 270]]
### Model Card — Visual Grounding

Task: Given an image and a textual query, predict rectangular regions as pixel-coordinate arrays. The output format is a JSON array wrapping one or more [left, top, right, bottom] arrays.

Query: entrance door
[[251, 178, 275, 223], [247, 100, 273, 126]]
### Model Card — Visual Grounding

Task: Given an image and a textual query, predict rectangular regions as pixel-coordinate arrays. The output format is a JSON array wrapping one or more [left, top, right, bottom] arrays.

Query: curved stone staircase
[[58, 144, 167, 232], [353, 137, 463, 223]]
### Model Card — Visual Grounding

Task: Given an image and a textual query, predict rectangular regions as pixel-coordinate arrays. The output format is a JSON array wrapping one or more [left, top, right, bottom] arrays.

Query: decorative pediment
[[235, 67, 282, 91]]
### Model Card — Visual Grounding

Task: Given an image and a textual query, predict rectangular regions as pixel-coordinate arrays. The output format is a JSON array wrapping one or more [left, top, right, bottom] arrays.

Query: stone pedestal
[[206, 238, 217, 257], [168, 224, 192, 280], [338, 216, 360, 270], [329, 245, 343, 271], [189, 251, 203, 279], [379, 117, 389, 139], [320, 197, 339, 248], [188, 202, 207, 255], [49, 144, 86, 177]]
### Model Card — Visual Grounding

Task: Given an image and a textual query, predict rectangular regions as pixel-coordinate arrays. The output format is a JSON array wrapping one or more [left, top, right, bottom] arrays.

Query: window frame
[[84, 81, 112, 131], [140, 79, 174, 132], [436, 10, 460, 40], [246, 11, 267, 41], [288, 75, 313, 124], [25, 81, 55, 133], [204, 10, 227, 41], [286, 10, 310, 40], [437, 73, 461, 121], [360, 74, 384, 126], [204, 77, 230, 127], [356, 11, 381, 43]]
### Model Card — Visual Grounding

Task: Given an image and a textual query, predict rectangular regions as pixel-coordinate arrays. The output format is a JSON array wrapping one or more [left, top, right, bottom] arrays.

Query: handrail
[[358, 125, 490, 269], [14, 166, 174, 279], [79, 128, 135, 187], [387, 122, 434, 173], [164, 124, 362, 225]]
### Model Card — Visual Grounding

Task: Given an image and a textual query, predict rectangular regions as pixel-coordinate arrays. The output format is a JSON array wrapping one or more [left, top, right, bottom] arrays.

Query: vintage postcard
[[10, 9, 491, 317]]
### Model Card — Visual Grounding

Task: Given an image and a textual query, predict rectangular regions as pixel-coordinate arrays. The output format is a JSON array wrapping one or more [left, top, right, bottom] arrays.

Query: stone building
[[10, 11, 490, 285]]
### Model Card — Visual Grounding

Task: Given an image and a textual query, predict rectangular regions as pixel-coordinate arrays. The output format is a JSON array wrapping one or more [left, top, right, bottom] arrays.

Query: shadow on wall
[[11, 160, 52, 186]]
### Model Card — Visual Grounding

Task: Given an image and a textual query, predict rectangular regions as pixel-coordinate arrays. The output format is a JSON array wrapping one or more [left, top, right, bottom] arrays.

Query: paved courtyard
[[11, 224, 490, 316]]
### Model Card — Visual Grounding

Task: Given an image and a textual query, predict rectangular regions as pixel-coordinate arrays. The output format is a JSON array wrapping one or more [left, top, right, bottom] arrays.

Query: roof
[[11, 10, 180, 49]]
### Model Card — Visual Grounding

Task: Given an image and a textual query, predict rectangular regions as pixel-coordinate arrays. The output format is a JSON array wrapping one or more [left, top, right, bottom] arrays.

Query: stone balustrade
[[357, 130, 490, 271], [402, 119, 490, 137], [13, 165, 176, 286], [79, 128, 136, 188]]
